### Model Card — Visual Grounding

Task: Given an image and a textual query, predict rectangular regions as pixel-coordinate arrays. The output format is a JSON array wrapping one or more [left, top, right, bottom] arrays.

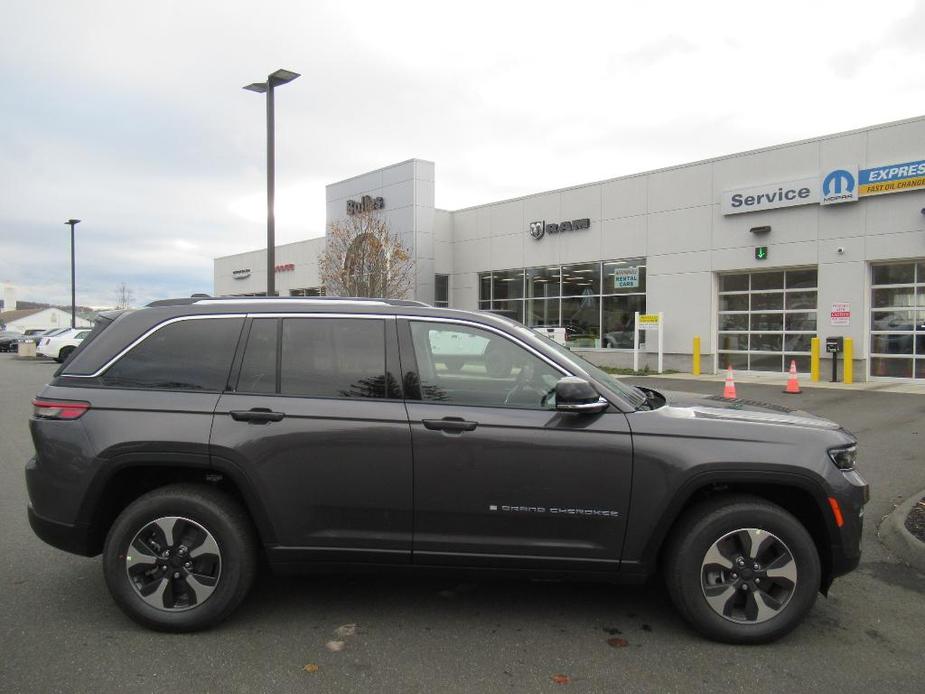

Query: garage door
[[717, 268, 818, 373], [869, 261, 925, 379]]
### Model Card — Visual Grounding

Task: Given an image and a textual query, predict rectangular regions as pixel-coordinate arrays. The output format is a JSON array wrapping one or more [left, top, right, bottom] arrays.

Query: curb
[[878, 491, 925, 573]]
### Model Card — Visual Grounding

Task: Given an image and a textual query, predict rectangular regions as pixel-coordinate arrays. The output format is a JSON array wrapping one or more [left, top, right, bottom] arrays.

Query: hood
[[657, 390, 842, 431]]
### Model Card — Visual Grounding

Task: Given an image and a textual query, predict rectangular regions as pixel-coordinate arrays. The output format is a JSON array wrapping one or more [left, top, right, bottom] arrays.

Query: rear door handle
[[422, 417, 478, 432], [230, 408, 285, 423]]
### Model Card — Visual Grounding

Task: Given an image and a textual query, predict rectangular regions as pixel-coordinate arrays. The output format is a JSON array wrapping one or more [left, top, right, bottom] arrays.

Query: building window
[[434, 275, 449, 307], [477, 259, 646, 348], [717, 268, 817, 373], [869, 261, 925, 379]]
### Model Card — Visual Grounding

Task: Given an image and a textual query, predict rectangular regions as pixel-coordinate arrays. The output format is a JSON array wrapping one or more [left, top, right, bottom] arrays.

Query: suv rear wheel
[[664, 495, 821, 644], [102, 484, 257, 632]]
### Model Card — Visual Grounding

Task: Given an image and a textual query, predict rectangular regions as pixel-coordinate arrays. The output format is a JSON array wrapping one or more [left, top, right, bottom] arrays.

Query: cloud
[[0, 0, 923, 306]]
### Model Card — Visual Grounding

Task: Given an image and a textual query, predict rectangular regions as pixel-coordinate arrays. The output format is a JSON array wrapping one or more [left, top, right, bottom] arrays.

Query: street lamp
[[65, 219, 80, 328], [243, 68, 300, 297]]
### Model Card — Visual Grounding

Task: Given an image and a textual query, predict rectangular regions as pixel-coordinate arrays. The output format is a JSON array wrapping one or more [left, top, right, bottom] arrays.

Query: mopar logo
[[820, 166, 858, 205], [823, 169, 855, 196]]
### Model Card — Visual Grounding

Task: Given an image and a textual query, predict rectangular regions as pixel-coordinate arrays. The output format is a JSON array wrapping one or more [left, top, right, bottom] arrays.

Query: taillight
[[32, 399, 90, 420]]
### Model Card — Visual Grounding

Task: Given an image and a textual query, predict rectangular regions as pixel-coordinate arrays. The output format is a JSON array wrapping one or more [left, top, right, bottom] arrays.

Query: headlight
[[828, 444, 857, 471]]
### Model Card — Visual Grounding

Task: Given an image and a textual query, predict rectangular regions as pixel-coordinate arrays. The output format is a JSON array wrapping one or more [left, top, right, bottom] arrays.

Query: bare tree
[[319, 210, 414, 299], [114, 282, 134, 309]]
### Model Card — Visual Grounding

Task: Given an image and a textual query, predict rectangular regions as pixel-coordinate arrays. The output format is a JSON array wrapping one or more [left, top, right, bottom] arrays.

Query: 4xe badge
[[820, 166, 859, 205]]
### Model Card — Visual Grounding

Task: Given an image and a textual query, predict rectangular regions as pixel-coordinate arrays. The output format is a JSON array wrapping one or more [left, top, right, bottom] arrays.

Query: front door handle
[[422, 417, 478, 432], [230, 408, 285, 423]]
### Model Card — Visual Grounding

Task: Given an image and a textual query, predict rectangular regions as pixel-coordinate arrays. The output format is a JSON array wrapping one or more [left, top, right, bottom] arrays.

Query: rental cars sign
[[722, 159, 925, 215]]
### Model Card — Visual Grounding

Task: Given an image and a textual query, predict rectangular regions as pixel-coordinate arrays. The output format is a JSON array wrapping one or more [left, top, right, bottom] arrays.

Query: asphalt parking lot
[[1, 354, 923, 693]]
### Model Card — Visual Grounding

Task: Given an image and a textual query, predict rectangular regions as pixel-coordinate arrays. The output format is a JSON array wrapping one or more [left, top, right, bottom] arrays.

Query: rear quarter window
[[98, 317, 244, 391]]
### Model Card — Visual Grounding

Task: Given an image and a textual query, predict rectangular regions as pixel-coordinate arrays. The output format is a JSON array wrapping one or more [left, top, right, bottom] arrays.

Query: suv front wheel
[[103, 484, 257, 632], [664, 495, 821, 644]]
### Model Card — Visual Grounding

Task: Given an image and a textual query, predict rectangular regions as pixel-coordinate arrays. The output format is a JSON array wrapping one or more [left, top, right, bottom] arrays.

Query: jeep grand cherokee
[[26, 296, 869, 642]]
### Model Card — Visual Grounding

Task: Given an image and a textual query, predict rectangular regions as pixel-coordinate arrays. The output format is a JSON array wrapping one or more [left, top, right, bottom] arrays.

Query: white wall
[[213, 237, 324, 296], [325, 159, 436, 302], [3, 308, 90, 332], [445, 115, 925, 370]]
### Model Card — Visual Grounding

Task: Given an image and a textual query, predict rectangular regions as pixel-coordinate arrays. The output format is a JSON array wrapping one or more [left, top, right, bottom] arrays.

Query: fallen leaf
[[303, 664, 319, 673], [325, 640, 345, 652], [335, 624, 357, 638], [607, 637, 629, 648], [551, 674, 571, 685]]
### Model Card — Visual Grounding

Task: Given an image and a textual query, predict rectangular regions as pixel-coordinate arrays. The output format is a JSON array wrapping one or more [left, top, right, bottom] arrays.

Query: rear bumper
[[27, 504, 97, 557]]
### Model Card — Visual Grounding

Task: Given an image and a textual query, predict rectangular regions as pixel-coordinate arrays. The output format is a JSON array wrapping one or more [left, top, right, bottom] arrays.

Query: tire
[[664, 495, 820, 644], [103, 484, 257, 632], [57, 346, 75, 363]]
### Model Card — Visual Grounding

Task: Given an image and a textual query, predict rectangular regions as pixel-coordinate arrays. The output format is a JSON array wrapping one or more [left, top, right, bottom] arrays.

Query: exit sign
[[755, 246, 768, 260]]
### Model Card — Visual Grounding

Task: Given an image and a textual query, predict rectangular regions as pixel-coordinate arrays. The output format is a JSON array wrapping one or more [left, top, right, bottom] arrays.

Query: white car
[[37, 328, 91, 362]]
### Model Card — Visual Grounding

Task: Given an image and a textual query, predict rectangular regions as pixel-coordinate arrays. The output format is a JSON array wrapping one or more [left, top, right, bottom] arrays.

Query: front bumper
[[828, 468, 869, 580]]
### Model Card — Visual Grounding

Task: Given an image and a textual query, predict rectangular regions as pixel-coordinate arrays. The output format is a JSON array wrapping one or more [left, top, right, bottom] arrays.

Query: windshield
[[499, 319, 647, 408]]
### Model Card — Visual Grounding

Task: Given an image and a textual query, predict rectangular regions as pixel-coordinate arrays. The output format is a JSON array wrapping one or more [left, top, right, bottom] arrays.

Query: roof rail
[[146, 295, 431, 308]]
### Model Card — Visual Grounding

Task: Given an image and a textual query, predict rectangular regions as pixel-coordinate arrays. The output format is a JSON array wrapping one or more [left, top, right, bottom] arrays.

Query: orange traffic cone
[[784, 360, 801, 394], [723, 366, 737, 399]]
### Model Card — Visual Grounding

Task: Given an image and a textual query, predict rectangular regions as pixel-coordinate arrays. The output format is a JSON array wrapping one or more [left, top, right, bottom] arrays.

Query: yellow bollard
[[692, 336, 701, 375], [844, 337, 853, 384], [810, 337, 820, 382]]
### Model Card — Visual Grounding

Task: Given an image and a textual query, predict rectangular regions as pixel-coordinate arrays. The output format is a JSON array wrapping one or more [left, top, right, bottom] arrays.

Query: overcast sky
[[1, 0, 922, 307]]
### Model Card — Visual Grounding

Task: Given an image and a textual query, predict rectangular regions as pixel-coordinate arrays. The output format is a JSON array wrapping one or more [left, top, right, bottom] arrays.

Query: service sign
[[638, 313, 661, 330], [721, 177, 818, 215], [613, 267, 639, 289]]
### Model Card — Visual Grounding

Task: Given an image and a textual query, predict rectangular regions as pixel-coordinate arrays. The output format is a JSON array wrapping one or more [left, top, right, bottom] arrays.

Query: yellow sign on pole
[[638, 313, 661, 328]]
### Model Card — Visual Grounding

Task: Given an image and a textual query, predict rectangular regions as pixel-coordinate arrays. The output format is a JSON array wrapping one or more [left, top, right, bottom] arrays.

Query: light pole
[[244, 68, 300, 297], [65, 219, 80, 328]]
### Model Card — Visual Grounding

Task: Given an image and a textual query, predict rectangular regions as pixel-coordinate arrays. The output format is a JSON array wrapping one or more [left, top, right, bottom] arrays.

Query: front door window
[[408, 322, 563, 409]]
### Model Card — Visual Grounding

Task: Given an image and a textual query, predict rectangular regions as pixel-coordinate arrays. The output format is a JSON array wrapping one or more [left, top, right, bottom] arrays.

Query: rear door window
[[100, 317, 244, 391], [236, 318, 279, 394], [280, 318, 387, 399]]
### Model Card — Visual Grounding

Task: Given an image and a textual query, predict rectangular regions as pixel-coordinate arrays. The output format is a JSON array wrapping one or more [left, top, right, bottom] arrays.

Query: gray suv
[[26, 296, 868, 642]]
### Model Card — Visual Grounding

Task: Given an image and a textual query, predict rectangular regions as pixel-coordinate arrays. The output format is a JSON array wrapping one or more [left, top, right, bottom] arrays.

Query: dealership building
[[214, 115, 925, 380]]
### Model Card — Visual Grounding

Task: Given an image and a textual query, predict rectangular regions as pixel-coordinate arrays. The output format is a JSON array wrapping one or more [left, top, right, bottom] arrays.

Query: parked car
[[17, 328, 69, 349], [36, 328, 91, 362], [0, 330, 24, 352], [26, 296, 868, 642]]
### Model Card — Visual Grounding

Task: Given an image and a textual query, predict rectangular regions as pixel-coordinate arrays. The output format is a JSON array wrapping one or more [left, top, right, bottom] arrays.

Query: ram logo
[[529, 221, 546, 240]]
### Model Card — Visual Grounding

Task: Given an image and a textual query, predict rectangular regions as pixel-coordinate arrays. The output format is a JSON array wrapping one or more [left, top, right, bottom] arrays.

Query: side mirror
[[555, 377, 609, 414]]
